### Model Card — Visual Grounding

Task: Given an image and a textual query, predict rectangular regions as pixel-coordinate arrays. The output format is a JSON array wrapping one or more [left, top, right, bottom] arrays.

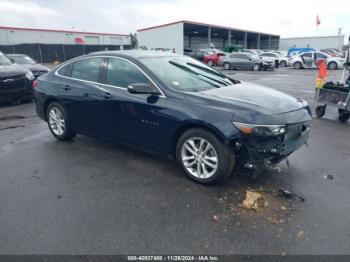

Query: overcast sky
[[0, 0, 349, 41]]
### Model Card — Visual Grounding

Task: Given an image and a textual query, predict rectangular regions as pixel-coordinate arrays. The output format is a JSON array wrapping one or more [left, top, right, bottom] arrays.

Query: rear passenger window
[[71, 58, 103, 82], [58, 63, 73, 77], [106, 58, 149, 88]]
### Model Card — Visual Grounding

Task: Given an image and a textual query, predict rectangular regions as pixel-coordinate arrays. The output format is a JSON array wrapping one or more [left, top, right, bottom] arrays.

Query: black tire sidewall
[[328, 62, 337, 70], [280, 61, 287, 67], [315, 106, 326, 118], [294, 62, 302, 69], [223, 62, 231, 70], [176, 128, 235, 184], [46, 102, 75, 140]]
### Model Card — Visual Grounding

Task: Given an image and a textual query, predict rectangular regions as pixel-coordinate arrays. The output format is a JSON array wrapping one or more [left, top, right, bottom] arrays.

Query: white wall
[[280, 35, 344, 51], [138, 23, 184, 54], [0, 28, 130, 46]]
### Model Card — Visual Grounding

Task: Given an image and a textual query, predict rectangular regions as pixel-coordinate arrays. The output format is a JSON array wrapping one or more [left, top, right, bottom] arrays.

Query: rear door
[[56, 57, 113, 135], [229, 54, 244, 69]]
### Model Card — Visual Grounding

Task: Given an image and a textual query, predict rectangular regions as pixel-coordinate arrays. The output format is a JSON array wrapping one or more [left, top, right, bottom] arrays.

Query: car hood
[[0, 64, 29, 77], [21, 63, 50, 71], [193, 81, 305, 115]]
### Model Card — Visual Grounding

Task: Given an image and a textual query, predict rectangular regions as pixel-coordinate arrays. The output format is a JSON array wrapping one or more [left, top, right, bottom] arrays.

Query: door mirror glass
[[127, 83, 159, 95]]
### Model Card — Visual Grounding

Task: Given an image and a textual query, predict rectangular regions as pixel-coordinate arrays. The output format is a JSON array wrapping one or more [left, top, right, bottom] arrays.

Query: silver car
[[220, 52, 275, 71], [288, 51, 345, 70], [219, 53, 261, 71]]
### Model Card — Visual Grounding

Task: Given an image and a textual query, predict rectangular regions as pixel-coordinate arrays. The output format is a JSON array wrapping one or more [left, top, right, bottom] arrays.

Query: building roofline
[[137, 20, 280, 37], [0, 26, 130, 37], [281, 35, 345, 40]]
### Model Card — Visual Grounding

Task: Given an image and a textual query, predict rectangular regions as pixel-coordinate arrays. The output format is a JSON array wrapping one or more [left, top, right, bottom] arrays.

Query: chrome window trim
[[54, 55, 166, 98]]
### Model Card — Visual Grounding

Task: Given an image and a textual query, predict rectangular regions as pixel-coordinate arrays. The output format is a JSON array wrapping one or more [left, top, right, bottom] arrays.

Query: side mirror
[[127, 83, 160, 95]]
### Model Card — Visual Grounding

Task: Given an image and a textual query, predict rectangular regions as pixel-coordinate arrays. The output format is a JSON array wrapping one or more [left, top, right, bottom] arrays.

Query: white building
[[0, 26, 130, 46], [137, 20, 280, 54], [280, 35, 344, 51]]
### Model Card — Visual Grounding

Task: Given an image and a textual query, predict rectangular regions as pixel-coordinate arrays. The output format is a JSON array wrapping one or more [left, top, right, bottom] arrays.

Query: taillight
[[32, 80, 38, 89]]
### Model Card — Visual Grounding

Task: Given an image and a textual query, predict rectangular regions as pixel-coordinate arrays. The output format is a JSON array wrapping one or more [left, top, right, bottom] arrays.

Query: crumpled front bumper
[[232, 121, 310, 168]]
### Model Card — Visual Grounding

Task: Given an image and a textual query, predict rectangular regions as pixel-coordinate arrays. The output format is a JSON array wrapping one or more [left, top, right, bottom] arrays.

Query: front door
[[100, 57, 168, 153]]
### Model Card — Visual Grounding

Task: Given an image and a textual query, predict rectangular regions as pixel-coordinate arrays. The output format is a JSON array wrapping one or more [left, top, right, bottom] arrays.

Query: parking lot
[[0, 67, 349, 255]]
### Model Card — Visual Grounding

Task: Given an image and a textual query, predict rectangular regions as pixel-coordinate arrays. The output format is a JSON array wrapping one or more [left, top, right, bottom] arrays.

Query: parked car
[[0, 51, 35, 103], [219, 52, 274, 71], [34, 50, 311, 184], [320, 48, 345, 58], [186, 50, 211, 61], [260, 52, 288, 67], [287, 48, 316, 57], [288, 51, 345, 70], [243, 49, 263, 56], [223, 45, 244, 53], [203, 52, 227, 66], [7, 54, 50, 79], [183, 48, 195, 56]]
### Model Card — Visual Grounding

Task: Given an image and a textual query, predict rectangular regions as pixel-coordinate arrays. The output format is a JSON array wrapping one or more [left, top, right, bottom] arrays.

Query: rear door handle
[[62, 84, 71, 91]]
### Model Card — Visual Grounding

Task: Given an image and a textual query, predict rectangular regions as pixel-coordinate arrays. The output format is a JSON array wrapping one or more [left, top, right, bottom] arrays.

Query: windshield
[[140, 56, 236, 92], [0, 53, 12, 65], [8, 55, 36, 65]]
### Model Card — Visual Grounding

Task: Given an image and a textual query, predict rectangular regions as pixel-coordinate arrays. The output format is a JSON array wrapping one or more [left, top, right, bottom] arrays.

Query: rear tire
[[176, 128, 235, 184], [252, 64, 260, 71], [294, 62, 302, 69], [46, 102, 76, 141]]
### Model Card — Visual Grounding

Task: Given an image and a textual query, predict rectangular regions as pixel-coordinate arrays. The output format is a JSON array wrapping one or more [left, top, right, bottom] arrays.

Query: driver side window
[[106, 58, 150, 88]]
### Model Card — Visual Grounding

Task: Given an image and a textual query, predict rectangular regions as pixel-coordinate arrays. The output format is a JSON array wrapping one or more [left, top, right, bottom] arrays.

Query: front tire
[[176, 128, 235, 184], [279, 60, 287, 67], [46, 102, 76, 140], [328, 61, 337, 70], [223, 62, 231, 70]]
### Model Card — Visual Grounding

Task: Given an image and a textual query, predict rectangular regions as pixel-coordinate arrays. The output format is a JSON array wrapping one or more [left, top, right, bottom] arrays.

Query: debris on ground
[[240, 191, 264, 210], [298, 230, 305, 240], [278, 189, 305, 202], [280, 206, 288, 212], [324, 174, 334, 180]]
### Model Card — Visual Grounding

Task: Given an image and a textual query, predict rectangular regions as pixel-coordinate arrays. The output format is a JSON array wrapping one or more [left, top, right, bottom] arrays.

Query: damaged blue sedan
[[34, 50, 312, 184]]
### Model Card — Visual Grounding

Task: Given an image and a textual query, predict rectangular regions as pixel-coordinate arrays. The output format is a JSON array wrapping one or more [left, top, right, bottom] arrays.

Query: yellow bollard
[[315, 77, 324, 88]]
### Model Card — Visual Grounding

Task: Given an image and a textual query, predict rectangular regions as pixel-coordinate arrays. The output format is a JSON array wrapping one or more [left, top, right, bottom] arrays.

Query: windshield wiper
[[186, 62, 240, 84], [169, 61, 220, 88], [169, 60, 229, 87]]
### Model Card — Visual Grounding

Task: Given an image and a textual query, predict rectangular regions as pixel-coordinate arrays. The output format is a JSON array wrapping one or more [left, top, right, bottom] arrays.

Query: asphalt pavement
[[0, 68, 349, 255]]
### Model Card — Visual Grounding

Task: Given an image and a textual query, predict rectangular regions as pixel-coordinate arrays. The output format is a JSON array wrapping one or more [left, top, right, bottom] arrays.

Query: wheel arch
[[171, 121, 229, 157], [43, 97, 59, 121]]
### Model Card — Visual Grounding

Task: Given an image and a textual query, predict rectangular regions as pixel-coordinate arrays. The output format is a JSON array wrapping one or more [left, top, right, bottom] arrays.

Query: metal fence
[[0, 44, 131, 63]]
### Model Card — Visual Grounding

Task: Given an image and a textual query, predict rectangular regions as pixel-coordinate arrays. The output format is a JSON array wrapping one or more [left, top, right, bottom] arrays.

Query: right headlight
[[233, 122, 287, 136]]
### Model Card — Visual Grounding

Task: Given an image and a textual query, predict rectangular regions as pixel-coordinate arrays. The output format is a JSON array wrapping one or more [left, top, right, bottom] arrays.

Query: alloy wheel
[[181, 137, 218, 179], [48, 107, 65, 136]]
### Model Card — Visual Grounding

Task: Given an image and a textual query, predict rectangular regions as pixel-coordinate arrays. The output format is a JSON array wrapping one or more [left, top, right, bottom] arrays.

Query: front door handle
[[104, 92, 113, 99], [62, 84, 71, 91]]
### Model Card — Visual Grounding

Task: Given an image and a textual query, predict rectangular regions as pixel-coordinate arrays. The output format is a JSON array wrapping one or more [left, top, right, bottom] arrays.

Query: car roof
[[6, 54, 29, 57], [89, 50, 179, 59]]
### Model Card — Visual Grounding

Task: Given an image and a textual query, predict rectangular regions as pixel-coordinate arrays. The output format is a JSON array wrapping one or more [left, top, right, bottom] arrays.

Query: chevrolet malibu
[[34, 51, 312, 184]]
